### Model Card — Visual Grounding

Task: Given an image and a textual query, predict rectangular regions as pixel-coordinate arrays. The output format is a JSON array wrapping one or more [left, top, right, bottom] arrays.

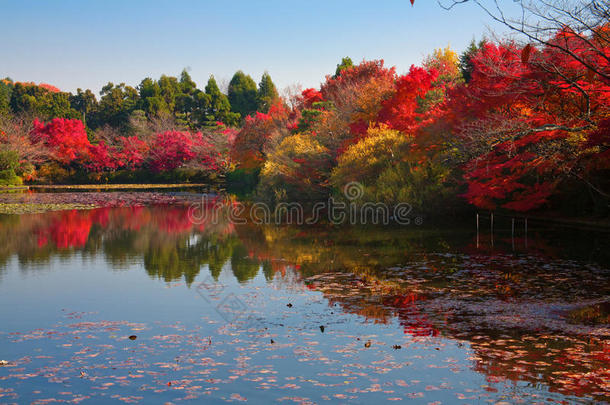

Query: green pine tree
[[228, 70, 258, 119], [257, 72, 279, 113], [459, 39, 484, 83], [201, 76, 239, 126]]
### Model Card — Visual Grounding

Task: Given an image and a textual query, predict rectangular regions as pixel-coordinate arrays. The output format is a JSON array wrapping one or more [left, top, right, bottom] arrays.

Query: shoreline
[[0, 187, 608, 230], [477, 211, 610, 232], [1, 183, 210, 191]]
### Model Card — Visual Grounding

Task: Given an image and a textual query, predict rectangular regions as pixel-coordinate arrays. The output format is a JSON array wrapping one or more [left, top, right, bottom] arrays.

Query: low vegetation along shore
[[0, 184, 214, 214], [0, 190, 199, 214], [26, 183, 208, 190]]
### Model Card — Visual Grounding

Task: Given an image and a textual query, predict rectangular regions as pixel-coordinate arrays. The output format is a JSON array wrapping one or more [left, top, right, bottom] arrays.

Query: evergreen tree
[[9, 83, 46, 115], [257, 72, 279, 113], [334, 57, 354, 78], [176, 70, 198, 120], [137, 78, 168, 117], [158, 75, 180, 112], [0, 78, 13, 115], [69, 88, 97, 124], [200, 76, 239, 127], [228, 70, 258, 118], [9, 82, 79, 120], [179, 69, 197, 95], [459, 39, 484, 83], [91, 82, 139, 130]]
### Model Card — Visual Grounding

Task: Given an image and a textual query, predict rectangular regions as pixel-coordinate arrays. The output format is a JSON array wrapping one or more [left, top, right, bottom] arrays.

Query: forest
[[0, 6, 608, 217]]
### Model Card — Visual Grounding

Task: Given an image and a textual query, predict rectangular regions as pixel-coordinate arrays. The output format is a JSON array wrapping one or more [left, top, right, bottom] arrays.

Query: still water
[[0, 204, 608, 404]]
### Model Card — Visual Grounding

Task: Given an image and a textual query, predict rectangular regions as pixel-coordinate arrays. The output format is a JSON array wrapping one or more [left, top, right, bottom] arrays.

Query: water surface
[[0, 205, 608, 404]]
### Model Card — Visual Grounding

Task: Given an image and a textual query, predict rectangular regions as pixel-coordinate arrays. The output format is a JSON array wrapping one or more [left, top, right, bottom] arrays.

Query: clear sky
[[1, 0, 511, 95]]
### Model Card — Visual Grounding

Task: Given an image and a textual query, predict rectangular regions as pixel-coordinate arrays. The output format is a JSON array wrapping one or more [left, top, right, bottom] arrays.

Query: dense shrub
[[258, 134, 331, 203], [0, 150, 22, 185], [330, 126, 453, 212], [31, 118, 91, 164]]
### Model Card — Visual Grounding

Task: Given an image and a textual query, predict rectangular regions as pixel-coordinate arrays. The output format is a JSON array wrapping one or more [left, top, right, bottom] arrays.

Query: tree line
[[0, 0, 608, 217], [0, 70, 279, 131]]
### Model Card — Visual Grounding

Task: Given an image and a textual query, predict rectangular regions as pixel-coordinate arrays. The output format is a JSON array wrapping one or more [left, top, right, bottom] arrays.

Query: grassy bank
[[0, 202, 98, 215], [0, 190, 199, 215], [26, 183, 209, 190]]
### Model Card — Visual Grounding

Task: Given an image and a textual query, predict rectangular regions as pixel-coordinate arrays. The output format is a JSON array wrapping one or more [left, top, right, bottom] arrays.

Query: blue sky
[[1, 0, 511, 95]]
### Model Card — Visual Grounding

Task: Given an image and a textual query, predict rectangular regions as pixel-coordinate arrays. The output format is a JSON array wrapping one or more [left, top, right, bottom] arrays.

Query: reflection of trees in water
[[143, 235, 252, 285], [144, 237, 199, 285], [0, 207, 272, 285], [306, 270, 609, 402], [207, 236, 238, 280], [1, 206, 609, 399], [0, 207, 237, 284], [230, 244, 260, 283], [101, 229, 140, 266], [468, 333, 609, 402], [0, 213, 55, 268], [235, 223, 464, 280], [262, 221, 610, 401], [3, 209, 608, 287]]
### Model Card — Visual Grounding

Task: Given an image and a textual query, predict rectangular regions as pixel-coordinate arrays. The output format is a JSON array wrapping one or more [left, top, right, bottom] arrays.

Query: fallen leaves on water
[[0, 202, 97, 215], [0, 191, 202, 215]]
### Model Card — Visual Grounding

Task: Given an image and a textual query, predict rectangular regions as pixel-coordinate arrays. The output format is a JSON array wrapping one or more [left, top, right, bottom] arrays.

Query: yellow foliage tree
[[330, 125, 454, 211], [258, 133, 331, 203]]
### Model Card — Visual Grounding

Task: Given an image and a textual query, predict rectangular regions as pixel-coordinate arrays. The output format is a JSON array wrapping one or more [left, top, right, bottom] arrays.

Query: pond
[[0, 201, 608, 404]]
